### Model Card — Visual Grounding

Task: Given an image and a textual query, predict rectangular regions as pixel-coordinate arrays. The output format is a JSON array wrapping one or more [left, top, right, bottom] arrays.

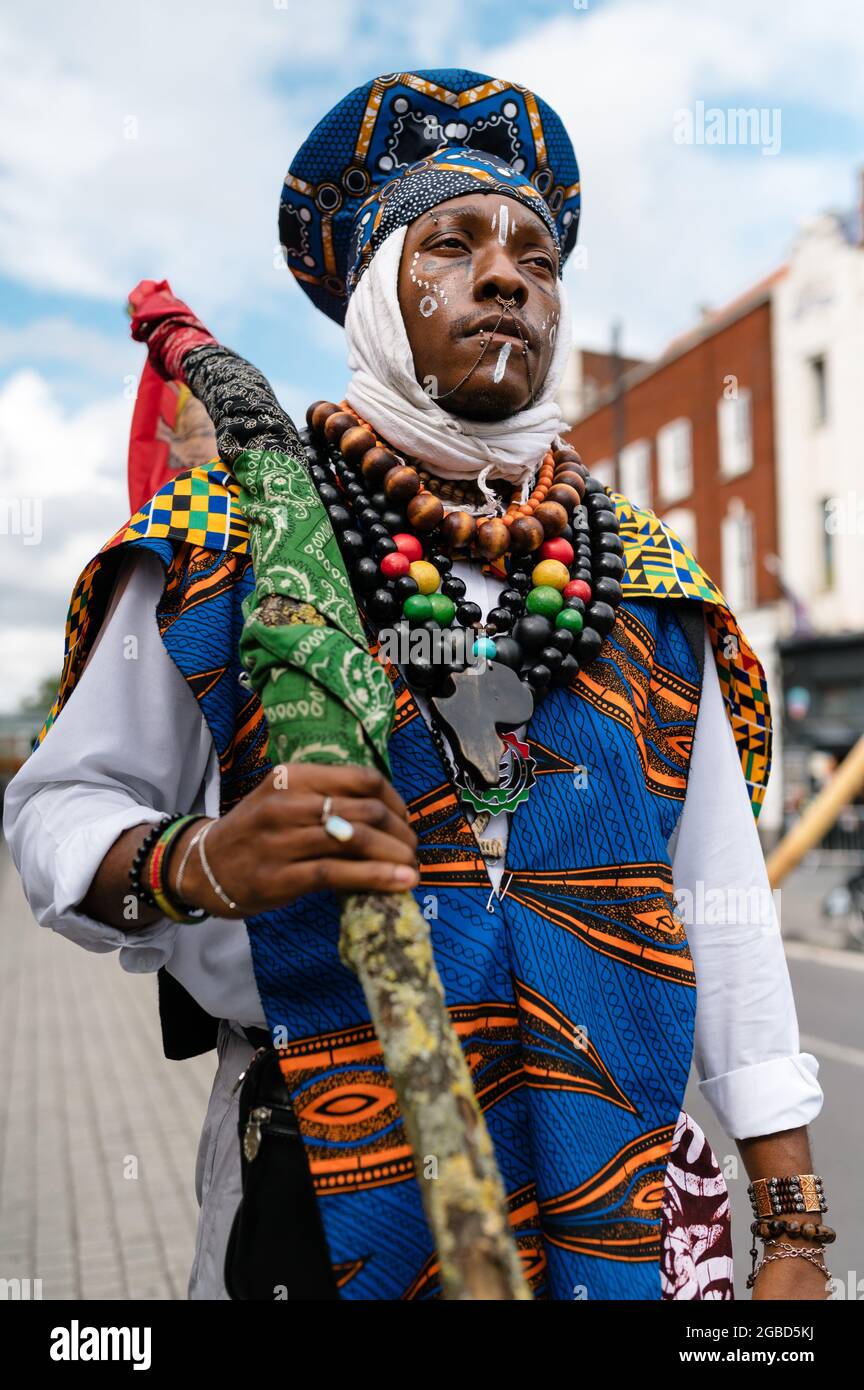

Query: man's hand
[[173, 763, 419, 917]]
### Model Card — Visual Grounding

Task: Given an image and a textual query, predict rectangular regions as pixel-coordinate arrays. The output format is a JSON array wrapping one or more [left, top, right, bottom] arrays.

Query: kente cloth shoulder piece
[[281, 69, 581, 324], [36, 460, 747, 1300], [36, 460, 771, 818]]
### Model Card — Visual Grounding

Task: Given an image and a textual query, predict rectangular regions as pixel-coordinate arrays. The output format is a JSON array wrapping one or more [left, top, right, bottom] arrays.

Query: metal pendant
[[243, 1105, 271, 1163], [457, 731, 536, 816]]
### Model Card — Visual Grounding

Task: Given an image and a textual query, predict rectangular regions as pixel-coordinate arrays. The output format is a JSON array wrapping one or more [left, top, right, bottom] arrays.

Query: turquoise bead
[[525, 584, 564, 618], [472, 636, 497, 660]]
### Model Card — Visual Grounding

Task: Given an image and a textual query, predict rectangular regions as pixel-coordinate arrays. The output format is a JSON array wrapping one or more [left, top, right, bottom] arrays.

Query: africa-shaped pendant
[[430, 662, 537, 814]]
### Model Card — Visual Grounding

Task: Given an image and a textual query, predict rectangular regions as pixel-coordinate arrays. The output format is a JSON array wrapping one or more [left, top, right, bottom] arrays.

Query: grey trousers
[[188, 1020, 255, 1300]]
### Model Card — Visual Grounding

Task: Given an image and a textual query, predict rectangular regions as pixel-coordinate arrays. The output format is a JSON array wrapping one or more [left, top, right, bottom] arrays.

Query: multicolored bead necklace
[[302, 398, 625, 816], [303, 398, 625, 698]]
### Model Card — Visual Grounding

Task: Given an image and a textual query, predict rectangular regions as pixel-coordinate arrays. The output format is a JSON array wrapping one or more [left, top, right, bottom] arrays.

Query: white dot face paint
[[419, 295, 438, 317], [493, 341, 512, 383]]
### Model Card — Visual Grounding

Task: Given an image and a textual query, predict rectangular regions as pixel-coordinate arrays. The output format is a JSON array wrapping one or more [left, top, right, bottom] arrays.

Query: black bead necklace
[[301, 405, 626, 707]]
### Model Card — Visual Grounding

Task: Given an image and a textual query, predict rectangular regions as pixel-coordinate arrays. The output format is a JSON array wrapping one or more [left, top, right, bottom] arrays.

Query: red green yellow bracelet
[[143, 814, 209, 923]]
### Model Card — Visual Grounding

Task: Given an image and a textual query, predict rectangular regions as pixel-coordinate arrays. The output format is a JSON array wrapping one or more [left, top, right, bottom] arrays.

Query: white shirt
[[3, 548, 823, 1139]]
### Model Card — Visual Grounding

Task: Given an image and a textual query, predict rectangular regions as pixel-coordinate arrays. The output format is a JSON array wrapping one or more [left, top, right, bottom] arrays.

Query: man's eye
[[528, 256, 555, 273], [433, 236, 468, 251]]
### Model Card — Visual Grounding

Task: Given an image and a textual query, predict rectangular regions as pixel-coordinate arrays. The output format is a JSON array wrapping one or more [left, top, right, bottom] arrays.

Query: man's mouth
[[464, 313, 535, 352]]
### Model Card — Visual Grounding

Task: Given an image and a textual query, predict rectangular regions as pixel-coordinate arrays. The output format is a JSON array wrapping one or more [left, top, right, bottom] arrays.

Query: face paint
[[493, 341, 512, 382], [419, 295, 438, 317], [498, 204, 509, 246]]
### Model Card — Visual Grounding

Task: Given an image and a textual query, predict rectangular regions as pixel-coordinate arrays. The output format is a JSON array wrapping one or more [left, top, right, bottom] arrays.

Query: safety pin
[[486, 872, 514, 914]]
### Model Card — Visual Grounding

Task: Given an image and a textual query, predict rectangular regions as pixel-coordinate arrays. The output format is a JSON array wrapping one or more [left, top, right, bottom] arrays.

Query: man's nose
[[472, 243, 527, 306]]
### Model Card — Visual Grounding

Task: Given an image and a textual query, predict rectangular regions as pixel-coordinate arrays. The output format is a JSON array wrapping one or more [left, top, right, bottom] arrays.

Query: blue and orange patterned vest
[[39, 461, 772, 1300]]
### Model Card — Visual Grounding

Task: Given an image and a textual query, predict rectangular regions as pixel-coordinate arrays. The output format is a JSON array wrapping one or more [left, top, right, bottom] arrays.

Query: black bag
[[224, 1041, 340, 1301]]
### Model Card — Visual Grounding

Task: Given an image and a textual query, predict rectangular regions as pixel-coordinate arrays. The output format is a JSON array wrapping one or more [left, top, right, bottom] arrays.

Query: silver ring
[[320, 795, 333, 824], [324, 814, 355, 843]]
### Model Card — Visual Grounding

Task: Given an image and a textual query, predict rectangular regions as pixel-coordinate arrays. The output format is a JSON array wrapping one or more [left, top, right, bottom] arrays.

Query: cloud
[[0, 317, 139, 381], [0, 0, 354, 311], [473, 0, 864, 354], [0, 370, 131, 711]]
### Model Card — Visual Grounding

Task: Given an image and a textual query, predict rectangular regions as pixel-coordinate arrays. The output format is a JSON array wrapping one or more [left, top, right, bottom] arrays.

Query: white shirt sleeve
[[670, 622, 824, 1140], [2, 548, 218, 973]]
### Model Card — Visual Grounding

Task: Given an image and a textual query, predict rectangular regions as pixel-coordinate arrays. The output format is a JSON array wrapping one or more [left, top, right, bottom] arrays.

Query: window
[[721, 500, 756, 610], [657, 418, 693, 502], [590, 458, 615, 489], [809, 355, 828, 427], [662, 507, 697, 555], [619, 439, 652, 509], [718, 389, 753, 478]]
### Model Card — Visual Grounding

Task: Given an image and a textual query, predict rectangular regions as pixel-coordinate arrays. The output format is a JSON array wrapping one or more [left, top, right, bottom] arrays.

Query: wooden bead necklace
[[303, 397, 625, 709]]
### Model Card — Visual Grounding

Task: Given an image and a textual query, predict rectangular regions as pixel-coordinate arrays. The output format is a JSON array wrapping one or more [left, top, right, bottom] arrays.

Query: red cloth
[[127, 362, 180, 513], [127, 278, 216, 382]]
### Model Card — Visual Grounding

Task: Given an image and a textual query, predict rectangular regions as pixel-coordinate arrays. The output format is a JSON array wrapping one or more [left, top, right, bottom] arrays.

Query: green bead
[[403, 594, 433, 622], [472, 636, 497, 659], [526, 584, 564, 618], [428, 593, 456, 625], [555, 607, 584, 633]]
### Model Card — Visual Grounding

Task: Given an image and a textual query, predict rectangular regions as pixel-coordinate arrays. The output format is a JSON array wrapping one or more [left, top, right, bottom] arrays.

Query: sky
[[1, 0, 863, 712]]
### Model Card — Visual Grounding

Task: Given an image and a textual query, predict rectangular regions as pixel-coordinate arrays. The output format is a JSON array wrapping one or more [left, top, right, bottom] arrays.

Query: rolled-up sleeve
[[3, 548, 218, 974], [670, 622, 824, 1140]]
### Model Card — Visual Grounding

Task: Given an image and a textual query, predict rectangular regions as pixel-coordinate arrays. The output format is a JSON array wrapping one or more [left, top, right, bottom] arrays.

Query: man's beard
[[439, 382, 532, 423]]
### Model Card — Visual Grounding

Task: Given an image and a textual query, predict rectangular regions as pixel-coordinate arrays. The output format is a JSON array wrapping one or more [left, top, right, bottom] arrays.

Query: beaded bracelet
[[129, 815, 175, 911], [144, 815, 210, 924], [751, 1218, 836, 1245]]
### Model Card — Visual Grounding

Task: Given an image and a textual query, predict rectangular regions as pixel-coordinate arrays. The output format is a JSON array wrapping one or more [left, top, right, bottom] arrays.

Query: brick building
[[559, 274, 785, 615]]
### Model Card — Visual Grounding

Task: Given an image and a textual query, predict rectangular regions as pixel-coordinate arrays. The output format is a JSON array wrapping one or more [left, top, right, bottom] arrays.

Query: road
[[0, 844, 861, 1299]]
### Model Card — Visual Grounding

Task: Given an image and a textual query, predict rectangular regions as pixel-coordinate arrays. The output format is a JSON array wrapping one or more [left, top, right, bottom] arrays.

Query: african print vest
[[40, 461, 772, 1301]]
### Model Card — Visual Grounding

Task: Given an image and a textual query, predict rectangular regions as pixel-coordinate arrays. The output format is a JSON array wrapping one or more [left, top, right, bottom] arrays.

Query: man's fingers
[[270, 763, 410, 821], [292, 824, 418, 867], [264, 793, 417, 849], [287, 858, 420, 898]]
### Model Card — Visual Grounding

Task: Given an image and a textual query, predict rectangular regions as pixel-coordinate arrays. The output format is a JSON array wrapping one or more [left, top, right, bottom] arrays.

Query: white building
[[772, 205, 864, 635]]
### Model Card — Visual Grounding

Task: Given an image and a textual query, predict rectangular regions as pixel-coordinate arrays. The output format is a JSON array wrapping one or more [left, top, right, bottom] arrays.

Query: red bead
[[392, 533, 423, 563], [540, 538, 574, 566], [380, 552, 410, 579], [565, 579, 592, 603]]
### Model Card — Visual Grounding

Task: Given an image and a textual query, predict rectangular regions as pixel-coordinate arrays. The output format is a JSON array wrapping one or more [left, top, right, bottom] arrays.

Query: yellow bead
[[531, 559, 570, 591], [409, 560, 440, 595]]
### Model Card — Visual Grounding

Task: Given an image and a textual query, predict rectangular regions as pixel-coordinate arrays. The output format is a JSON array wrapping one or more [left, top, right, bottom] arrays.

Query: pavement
[[1, 842, 861, 1301], [0, 844, 215, 1300]]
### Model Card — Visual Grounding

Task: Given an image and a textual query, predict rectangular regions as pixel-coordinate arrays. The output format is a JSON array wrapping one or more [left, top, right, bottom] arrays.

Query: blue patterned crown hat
[[280, 69, 581, 325]]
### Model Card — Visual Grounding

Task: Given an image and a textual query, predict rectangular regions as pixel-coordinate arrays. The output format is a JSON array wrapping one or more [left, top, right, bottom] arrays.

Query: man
[[4, 70, 828, 1301]]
